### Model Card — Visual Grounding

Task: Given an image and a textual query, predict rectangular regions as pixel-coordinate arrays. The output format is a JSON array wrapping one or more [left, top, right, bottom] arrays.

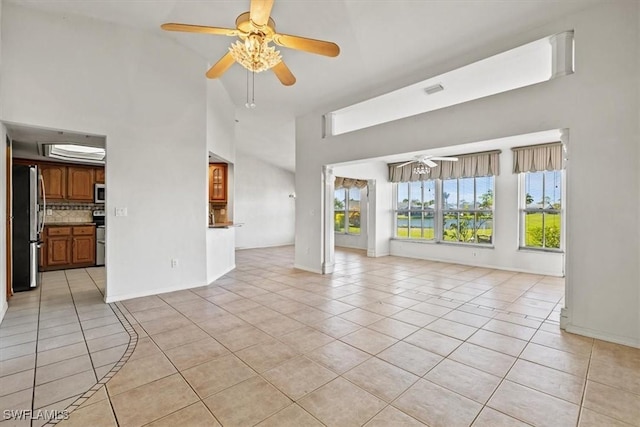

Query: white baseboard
[[389, 249, 564, 277], [367, 250, 390, 258], [0, 300, 8, 325], [565, 323, 639, 349], [235, 242, 294, 250], [105, 281, 206, 303]]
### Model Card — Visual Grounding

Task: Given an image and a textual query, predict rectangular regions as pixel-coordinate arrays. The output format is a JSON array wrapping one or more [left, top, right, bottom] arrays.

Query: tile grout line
[[42, 269, 138, 426], [29, 272, 44, 427]]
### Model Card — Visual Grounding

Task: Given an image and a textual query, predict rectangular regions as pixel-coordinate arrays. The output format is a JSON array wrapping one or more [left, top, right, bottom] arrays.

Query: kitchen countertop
[[45, 222, 96, 226], [208, 222, 241, 229]]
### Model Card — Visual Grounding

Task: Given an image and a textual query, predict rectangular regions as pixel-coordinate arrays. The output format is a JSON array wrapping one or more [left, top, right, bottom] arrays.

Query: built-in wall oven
[[94, 184, 105, 204]]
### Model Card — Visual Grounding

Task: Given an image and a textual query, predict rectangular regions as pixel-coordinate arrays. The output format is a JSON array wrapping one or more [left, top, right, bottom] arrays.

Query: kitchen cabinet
[[40, 164, 67, 200], [67, 167, 95, 201], [95, 167, 105, 184], [209, 163, 227, 203], [41, 224, 96, 271]]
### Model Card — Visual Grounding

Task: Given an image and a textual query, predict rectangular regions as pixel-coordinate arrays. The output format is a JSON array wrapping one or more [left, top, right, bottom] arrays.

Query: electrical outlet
[[46, 209, 53, 216], [472, 252, 477, 257], [115, 207, 128, 217], [171, 259, 179, 268]]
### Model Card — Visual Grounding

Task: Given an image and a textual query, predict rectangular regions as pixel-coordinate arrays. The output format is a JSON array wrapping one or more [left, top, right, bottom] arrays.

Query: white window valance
[[335, 177, 368, 189], [388, 150, 500, 183], [512, 142, 563, 173]]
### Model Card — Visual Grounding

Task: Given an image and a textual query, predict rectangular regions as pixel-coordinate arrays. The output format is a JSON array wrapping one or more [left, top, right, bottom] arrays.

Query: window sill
[[391, 238, 494, 249], [518, 247, 564, 254]]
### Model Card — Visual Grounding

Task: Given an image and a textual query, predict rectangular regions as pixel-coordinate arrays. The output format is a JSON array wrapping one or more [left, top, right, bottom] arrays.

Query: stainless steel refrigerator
[[12, 164, 45, 292]]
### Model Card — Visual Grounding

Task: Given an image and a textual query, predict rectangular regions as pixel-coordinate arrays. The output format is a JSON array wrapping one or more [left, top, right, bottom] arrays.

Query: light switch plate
[[115, 207, 128, 217]]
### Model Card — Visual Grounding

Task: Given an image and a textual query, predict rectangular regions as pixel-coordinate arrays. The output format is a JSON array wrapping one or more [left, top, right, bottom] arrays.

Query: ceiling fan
[[396, 155, 459, 169], [160, 0, 340, 86]]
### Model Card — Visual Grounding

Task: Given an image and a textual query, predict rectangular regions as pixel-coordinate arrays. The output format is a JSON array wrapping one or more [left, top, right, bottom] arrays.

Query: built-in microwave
[[94, 184, 105, 204]]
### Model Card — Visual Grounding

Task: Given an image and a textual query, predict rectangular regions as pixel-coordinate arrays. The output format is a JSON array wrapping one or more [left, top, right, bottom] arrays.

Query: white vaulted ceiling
[[6, 0, 603, 171]]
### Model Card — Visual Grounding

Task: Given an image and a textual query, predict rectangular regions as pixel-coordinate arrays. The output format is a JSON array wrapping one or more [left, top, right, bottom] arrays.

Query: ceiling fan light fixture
[[229, 34, 282, 73], [413, 164, 430, 175]]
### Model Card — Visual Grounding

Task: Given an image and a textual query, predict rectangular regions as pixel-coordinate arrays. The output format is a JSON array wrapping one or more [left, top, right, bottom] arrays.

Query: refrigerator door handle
[[39, 173, 46, 234]]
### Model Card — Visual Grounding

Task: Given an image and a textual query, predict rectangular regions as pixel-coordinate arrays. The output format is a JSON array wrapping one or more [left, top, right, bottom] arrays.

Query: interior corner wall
[[1, 4, 210, 302], [235, 150, 295, 249], [296, 2, 640, 347]]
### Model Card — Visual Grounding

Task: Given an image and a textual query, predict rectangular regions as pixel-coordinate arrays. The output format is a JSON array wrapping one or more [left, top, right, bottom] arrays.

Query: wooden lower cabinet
[[47, 236, 72, 267], [41, 224, 96, 271], [72, 235, 95, 264]]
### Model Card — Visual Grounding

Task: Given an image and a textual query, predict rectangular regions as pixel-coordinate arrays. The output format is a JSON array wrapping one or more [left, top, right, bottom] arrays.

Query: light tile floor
[[3, 247, 640, 426], [0, 267, 135, 427]]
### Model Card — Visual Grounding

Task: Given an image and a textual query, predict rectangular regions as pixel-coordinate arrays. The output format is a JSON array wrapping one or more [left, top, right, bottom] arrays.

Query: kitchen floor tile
[[263, 356, 337, 400], [377, 341, 443, 376], [404, 328, 463, 357], [340, 328, 397, 355], [364, 406, 426, 426], [204, 376, 291, 427], [394, 379, 483, 427], [344, 357, 419, 402], [488, 380, 580, 427], [146, 402, 221, 427], [182, 354, 256, 399], [425, 358, 501, 403], [582, 380, 640, 425], [106, 352, 176, 396], [110, 373, 199, 426], [306, 340, 371, 374], [298, 378, 386, 427], [235, 340, 299, 373], [256, 404, 323, 427]]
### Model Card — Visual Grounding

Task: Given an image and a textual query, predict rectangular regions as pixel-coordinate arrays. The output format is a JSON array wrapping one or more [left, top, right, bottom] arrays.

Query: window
[[442, 176, 494, 244], [334, 187, 362, 235], [521, 170, 562, 250], [394, 176, 494, 245], [396, 181, 436, 240]]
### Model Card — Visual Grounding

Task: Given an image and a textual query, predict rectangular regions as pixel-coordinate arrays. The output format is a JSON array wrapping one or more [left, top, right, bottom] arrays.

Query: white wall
[[235, 150, 295, 249], [389, 147, 563, 276], [0, 124, 7, 323], [296, 3, 640, 347], [0, 1, 8, 323], [1, 4, 213, 302]]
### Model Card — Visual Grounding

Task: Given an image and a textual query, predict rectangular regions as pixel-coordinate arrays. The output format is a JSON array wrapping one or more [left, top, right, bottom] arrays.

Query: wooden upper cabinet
[[67, 167, 95, 201], [40, 164, 67, 200], [95, 167, 105, 184], [209, 163, 228, 203]]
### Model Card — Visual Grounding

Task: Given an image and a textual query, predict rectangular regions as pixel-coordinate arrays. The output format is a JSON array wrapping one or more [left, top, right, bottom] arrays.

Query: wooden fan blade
[[250, 0, 275, 27], [273, 33, 340, 57], [206, 52, 235, 79], [161, 23, 238, 36], [272, 61, 296, 86]]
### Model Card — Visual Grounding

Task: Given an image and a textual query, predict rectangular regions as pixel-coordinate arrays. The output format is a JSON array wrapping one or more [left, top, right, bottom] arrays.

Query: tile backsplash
[[45, 209, 93, 224]]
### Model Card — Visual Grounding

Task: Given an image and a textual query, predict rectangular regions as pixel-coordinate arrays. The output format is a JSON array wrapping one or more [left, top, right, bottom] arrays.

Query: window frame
[[440, 176, 494, 245], [334, 187, 363, 236], [519, 170, 564, 252], [394, 176, 495, 246]]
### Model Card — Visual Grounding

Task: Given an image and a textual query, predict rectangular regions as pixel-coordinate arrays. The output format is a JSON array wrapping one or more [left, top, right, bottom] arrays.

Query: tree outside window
[[335, 187, 362, 235], [522, 170, 562, 249]]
